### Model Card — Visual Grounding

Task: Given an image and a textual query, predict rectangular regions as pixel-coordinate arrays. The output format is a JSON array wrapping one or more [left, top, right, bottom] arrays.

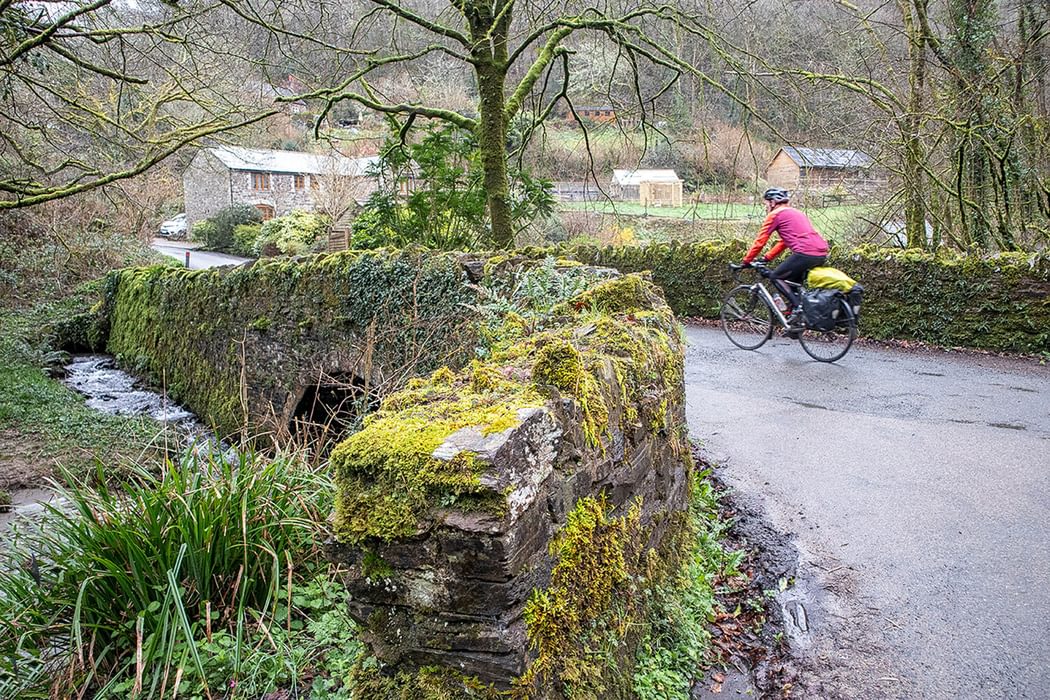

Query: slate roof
[[780, 147, 873, 170], [207, 146, 378, 177], [611, 169, 682, 186]]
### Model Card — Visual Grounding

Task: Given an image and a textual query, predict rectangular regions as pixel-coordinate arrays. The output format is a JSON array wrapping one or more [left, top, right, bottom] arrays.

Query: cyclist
[[741, 187, 829, 326]]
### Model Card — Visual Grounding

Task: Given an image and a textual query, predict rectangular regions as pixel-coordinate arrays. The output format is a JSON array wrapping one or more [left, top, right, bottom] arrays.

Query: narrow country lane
[[683, 324, 1050, 699], [151, 240, 251, 269]]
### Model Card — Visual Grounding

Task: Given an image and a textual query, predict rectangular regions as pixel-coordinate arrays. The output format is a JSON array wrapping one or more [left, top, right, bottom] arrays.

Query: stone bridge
[[76, 250, 693, 694]]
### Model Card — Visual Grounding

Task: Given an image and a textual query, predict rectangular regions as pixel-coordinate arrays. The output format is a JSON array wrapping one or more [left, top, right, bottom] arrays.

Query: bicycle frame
[[730, 264, 805, 327], [749, 281, 792, 327]]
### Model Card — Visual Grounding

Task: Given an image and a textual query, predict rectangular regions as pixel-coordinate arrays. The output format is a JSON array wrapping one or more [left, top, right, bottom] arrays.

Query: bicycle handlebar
[[729, 261, 771, 281]]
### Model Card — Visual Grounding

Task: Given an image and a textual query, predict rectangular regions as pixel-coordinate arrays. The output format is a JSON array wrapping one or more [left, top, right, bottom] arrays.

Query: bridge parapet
[[327, 266, 691, 692], [87, 251, 691, 693]]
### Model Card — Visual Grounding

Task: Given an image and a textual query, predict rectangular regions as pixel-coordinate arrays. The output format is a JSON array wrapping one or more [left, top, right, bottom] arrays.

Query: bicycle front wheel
[[720, 285, 774, 350], [798, 298, 856, 363]]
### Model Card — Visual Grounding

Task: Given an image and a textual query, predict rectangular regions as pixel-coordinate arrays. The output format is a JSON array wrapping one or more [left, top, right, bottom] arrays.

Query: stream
[[0, 355, 207, 533]]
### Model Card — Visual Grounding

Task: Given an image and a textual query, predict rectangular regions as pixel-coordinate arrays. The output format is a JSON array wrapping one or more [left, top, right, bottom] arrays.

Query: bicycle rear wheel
[[798, 298, 856, 362], [720, 285, 774, 350]]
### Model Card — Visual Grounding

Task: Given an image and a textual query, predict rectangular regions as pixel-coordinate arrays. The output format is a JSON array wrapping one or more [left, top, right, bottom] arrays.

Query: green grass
[[633, 471, 746, 699], [0, 298, 166, 485], [560, 199, 762, 221], [0, 450, 352, 699], [560, 200, 878, 242]]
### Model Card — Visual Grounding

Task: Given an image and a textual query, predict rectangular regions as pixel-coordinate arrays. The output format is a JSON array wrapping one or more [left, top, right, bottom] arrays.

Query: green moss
[[518, 494, 672, 698], [552, 274, 659, 316], [249, 316, 271, 331], [531, 338, 608, 447], [361, 550, 396, 580], [561, 242, 1050, 353], [100, 250, 479, 441], [331, 369, 544, 543], [350, 664, 501, 699]]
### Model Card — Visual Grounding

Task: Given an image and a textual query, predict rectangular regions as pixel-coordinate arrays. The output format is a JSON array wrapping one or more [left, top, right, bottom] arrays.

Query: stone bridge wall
[[326, 269, 691, 694], [96, 251, 480, 440], [82, 252, 692, 693]]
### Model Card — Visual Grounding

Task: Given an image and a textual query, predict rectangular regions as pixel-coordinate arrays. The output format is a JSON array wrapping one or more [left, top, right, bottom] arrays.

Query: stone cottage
[[182, 146, 379, 228]]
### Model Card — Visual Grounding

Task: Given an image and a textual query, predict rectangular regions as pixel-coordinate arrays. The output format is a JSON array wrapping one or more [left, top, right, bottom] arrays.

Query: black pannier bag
[[802, 288, 843, 332], [846, 283, 864, 317]]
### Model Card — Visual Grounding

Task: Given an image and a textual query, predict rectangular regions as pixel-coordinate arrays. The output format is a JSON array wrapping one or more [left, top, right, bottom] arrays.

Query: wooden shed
[[766, 147, 875, 192], [573, 106, 618, 124], [610, 169, 684, 207]]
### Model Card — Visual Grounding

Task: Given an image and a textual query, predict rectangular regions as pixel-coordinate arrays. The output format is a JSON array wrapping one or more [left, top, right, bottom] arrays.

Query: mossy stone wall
[[556, 242, 1050, 353], [326, 272, 692, 694], [100, 250, 480, 439]]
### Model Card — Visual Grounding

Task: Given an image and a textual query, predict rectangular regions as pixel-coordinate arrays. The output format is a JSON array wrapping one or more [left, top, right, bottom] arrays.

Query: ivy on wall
[[99, 250, 480, 440], [555, 243, 1050, 353]]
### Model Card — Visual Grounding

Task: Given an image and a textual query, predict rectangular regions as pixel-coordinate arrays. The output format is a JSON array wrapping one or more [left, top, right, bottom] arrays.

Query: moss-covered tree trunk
[[901, 0, 930, 249], [465, 0, 515, 249], [475, 63, 513, 249]]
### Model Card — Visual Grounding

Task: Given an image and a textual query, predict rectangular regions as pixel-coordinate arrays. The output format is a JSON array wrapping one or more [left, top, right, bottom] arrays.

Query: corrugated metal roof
[[206, 146, 378, 176], [781, 147, 873, 169], [611, 169, 682, 186]]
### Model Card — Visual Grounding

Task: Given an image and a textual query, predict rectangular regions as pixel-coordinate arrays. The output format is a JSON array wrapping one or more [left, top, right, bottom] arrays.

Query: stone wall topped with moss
[[80, 251, 693, 694], [550, 242, 1050, 354], [326, 269, 692, 694], [96, 250, 481, 440]]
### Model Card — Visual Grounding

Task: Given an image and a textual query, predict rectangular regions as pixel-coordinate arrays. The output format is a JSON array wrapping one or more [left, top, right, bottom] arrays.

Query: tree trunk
[[475, 63, 514, 248], [901, 0, 930, 249], [465, 0, 515, 249]]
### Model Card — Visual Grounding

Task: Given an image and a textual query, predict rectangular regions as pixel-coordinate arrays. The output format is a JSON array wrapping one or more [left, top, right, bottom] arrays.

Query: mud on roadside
[[693, 447, 902, 700]]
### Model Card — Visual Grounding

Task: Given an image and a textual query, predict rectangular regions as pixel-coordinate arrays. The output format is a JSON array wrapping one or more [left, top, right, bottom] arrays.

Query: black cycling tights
[[771, 253, 827, 307]]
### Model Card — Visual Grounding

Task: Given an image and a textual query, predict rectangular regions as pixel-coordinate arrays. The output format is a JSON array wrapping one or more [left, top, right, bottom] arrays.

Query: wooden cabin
[[766, 147, 876, 193]]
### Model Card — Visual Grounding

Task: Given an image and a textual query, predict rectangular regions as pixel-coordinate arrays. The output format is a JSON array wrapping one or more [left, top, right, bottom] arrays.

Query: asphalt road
[[683, 324, 1050, 699], [151, 240, 250, 269]]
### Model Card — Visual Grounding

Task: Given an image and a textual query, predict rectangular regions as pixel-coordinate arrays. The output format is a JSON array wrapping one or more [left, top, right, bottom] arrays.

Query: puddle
[[0, 488, 63, 532]]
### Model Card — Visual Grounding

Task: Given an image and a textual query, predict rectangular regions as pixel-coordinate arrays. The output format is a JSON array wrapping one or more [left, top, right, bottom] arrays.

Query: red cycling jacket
[[743, 206, 829, 263]]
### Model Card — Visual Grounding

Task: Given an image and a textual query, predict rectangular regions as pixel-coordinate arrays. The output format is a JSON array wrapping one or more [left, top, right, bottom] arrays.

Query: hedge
[[553, 242, 1050, 354]]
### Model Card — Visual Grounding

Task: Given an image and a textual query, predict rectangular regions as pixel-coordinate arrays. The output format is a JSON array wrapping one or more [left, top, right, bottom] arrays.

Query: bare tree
[[0, 0, 280, 210], [219, 0, 752, 247]]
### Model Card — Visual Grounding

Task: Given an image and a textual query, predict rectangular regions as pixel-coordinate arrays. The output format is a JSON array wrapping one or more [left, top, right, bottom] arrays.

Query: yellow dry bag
[[806, 267, 857, 293]]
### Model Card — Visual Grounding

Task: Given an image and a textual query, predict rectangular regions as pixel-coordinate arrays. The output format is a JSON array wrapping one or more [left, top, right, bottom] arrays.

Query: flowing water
[[1, 355, 208, 534], [62, 355, 198, 424]]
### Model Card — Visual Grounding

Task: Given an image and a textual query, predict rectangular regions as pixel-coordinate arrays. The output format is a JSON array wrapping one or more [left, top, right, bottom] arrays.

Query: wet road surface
[[151, 239, 250, 269], [683, 324, 1050, 699]]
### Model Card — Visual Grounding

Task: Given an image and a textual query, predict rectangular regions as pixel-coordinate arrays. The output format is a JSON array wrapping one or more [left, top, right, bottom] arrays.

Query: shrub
[[191, 219, 218, 247], [192, 204, 262, 252], [254, 210, 330, 257], [0, 449, 331, 697], [233, 222, 263, 256]]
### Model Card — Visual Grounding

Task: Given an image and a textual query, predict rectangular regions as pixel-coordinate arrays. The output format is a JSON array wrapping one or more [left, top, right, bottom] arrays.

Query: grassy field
[[560, 199, 763, 221], [559, 200, 877, 242]]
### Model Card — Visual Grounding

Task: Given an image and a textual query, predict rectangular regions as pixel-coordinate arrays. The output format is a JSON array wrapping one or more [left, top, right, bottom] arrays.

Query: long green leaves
[[0, 448, 331, 698]]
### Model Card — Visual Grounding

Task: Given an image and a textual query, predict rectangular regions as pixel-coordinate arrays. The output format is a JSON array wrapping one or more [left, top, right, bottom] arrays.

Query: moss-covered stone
[[327, 263, 690, 691], [97, 250, 479, 440], [349, 664, 502, 699], [330, 374, 544, 543]]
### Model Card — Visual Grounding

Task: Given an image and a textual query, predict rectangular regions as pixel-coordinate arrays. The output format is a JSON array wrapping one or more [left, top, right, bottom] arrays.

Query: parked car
[[159, 213, 187, 239]]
